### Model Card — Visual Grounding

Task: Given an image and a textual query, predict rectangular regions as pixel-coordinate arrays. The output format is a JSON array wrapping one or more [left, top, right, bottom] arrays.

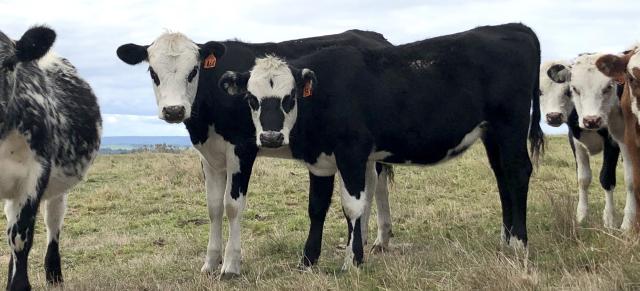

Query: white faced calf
[[540, 61, 573, 126], [548, 53, 637, 229]]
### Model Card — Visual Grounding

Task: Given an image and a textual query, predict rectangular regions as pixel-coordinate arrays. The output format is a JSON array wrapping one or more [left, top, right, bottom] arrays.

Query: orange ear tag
[[204, 54, 217, 69], [303, 81, 313, 97]]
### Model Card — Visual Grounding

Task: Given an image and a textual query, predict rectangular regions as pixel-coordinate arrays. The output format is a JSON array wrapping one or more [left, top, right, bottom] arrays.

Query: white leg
[[200, 158, 227, 274], [620, 144, 637, 230], [44, 194, 66, 283], [44, 195, 66, 245], [220, 148, 247, 278], [372, 165, 392, 253], [574, 143, 591, 224], [359, 163, 378, 246], [602, 189, 615, 229]]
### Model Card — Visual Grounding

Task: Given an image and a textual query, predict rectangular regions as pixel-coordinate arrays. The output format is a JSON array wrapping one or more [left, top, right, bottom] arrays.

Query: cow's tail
[[529, 34, 545, 168]]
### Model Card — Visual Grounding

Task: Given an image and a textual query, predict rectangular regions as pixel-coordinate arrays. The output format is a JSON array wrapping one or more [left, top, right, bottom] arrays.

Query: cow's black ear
[[547, 64, 571, 83], [219, 71, 249, 95], [299, 68, 316, 98], [199, 41, 226, 59], [15, 26, 56, 62], [117, 43, 149, 65]]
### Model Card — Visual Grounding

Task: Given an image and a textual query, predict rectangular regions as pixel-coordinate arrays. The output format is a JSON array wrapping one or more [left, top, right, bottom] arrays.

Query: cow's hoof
[[297, 263, 313, 273], [603, 212, 616, 229], [219, 272, 240, 280], [370, 243, 389, 254], [200, 260, 222, 274]]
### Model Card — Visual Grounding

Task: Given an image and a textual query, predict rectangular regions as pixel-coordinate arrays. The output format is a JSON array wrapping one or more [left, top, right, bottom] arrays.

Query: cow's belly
[[375, 121, 487, 165], [0, 131, 43, 200]]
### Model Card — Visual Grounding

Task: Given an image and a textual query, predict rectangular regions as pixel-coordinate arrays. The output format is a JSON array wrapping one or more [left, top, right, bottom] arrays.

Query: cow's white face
[[219, 56, 315, 148], [552, 54, 618, 130], [146, 37, 200, 123], [117, 33, 226, 123], [540, 61, 573, 126]]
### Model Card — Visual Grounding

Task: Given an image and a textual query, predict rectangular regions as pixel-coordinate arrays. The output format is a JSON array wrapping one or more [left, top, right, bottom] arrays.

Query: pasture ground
[[2, 136, 640, 290]]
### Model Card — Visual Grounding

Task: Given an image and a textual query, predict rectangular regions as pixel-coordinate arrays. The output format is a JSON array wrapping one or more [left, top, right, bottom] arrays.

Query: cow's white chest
[[306, 153, 337, 177], [0, 131, 42, 199], [574, 131, 604, 155], [194, 126, 229, 169]]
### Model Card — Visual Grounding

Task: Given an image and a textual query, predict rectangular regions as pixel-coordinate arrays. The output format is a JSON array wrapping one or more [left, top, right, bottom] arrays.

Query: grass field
[[2, 136, 640, 290]]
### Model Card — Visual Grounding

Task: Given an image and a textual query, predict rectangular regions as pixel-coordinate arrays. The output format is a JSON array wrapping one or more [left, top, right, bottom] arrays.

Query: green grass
[[2, 136, 640, 290]]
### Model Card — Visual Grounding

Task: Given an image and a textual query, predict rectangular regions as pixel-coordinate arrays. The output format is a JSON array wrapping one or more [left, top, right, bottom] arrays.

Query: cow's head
[[117, 33, 226, 123], [0, 26, 56, 119], [596, 46, 640, 124], [551, 53, 619, 130], [218, 56, 315, 148], [540, 61, 573, 126]]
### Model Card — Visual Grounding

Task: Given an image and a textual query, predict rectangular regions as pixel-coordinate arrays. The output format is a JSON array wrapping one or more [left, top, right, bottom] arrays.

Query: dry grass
[[2, 136, 640, 290]]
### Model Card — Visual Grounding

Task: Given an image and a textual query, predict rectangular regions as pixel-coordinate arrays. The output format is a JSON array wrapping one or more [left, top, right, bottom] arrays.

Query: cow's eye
[[565, 89, 571, 97], [572, 86, 580, 95], [247, 95, 259, 111], [282, 95, 295, 113], [187, 67, 198, 83], [602, 85, 612, 94], [149, 67, 160, 85]]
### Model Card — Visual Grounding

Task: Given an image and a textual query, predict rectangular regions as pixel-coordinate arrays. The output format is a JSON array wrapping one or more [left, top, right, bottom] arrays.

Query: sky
[[1, 0, 638, 136]]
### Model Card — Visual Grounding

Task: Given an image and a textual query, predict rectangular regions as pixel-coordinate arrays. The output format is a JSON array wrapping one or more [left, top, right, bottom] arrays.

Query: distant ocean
[[100, 136, 192, 153]]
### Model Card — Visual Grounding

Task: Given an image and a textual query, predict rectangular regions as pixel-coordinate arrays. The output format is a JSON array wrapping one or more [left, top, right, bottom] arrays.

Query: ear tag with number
[[204, 54, 217, 69], [303, 80, 313, 97]]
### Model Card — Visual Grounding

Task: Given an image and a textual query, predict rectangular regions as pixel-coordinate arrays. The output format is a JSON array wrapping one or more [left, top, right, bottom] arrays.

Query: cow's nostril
[[259, 131, 284, 148], [545, 112, 563, 126], [162, 106, 186, 122]]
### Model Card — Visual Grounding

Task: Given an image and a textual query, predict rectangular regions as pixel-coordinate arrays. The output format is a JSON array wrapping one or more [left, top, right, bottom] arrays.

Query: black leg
[[599, 138, 619, 191], [302, 173, 335, 267], [6, 198, 41, 291], [482, 131, 513, 243]]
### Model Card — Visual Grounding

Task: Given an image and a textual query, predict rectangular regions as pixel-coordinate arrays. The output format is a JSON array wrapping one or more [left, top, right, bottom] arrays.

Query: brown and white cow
[[596, 45, 640, 229]]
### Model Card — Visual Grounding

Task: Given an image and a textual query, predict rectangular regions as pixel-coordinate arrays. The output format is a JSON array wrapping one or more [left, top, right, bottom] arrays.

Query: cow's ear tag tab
[[204, 54, 217, 69], [303, 80, 313, 97]]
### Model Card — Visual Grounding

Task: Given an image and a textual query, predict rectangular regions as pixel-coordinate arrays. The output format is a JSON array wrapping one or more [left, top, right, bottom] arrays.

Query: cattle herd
[[0, 22, 638, 290]]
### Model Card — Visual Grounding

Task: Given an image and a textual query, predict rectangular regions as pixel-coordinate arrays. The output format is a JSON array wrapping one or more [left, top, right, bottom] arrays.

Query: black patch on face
[[149, 67, 160, 85], [282, 94, 295, 113], [259, 97, 285, 131], [246, 94, 259, 111], [187, 66, 198, 83]]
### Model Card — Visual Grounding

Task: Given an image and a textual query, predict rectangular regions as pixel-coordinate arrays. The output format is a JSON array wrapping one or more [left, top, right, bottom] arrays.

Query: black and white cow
[[547, 54, 637, 229], [219, 23, 543, 269], [116, 30, 394, 277], [540, 61, 621, 228], [0, 26, 102, 290]]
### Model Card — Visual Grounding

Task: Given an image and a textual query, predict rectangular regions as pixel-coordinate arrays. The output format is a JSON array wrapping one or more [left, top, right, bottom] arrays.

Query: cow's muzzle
[[259, 131, 284, 148], [162, 106, 186, 123], [545, 112, 564, 127], [582, 115, 603, 130]]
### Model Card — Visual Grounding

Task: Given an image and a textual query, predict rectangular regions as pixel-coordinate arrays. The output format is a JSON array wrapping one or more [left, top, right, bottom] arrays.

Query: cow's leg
[[487, 122, 532, 247], [336, 154, 374, 271], [301, 173, 335, 268], [371, 163, 392, 253], [360, 162, 379, 246], [482, 131, 512, 244], [44, 194, 66, 284], [5, 197, 41, 291], [619, 143, 637, 230], [200, 158, 227, 274], [573, 140, 592, 225], [599, 139, 618, 228], [220, 146, 255, 279]]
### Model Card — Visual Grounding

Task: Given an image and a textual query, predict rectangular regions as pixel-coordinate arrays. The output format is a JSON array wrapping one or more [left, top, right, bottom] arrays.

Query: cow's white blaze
[[570, 54, 619, 129], [146, 33, 200, 122], [540, 61, 573, 123]]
